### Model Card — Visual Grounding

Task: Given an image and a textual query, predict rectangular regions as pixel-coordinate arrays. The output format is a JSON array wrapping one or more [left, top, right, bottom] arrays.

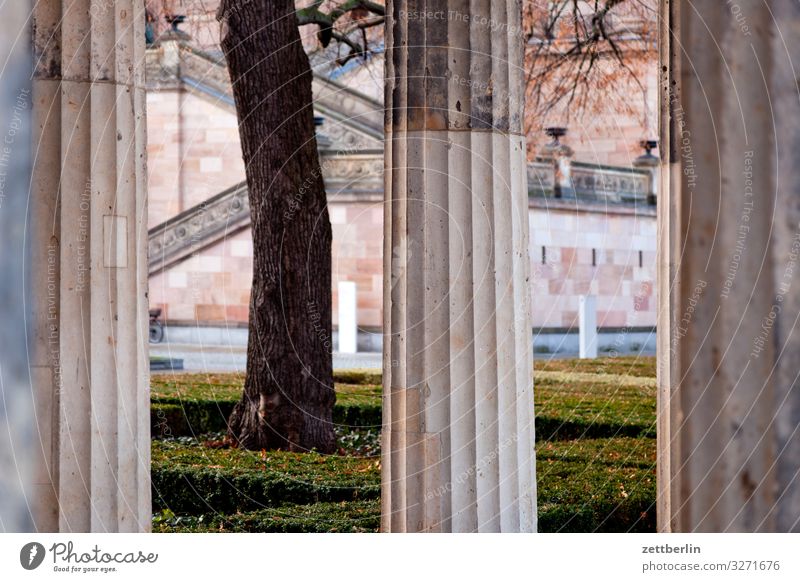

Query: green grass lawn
[[151, 366, 655, 440], [535, 355, 657, 378], [152, 356, 657, 532], [150, 370, 382, 403]]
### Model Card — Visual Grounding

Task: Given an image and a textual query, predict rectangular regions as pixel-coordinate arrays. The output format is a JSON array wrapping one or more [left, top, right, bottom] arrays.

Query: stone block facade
[[144, 44, 657, 338], [147, 89, 245, 228], [530, 204, 656, 329], [148, 195, 657, 332]]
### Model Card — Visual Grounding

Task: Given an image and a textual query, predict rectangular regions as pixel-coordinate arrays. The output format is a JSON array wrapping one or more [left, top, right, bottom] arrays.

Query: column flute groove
[[659, 0, 800, 532], [31, 0, 150, 532], [383, 0, 535, 533]]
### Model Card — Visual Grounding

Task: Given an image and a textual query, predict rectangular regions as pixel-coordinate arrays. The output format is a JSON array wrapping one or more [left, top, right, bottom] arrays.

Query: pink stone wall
[[149, 228, 253, 324], [146, 89, 245, 229], [149, 202, 657, 332], [149, 199, 388, 329], [145, 46, 657, 334], [528, 66, 660, 168], [331, 201, 384, 328], [529, 207, 657, 330], [147, 90, 182, 227]]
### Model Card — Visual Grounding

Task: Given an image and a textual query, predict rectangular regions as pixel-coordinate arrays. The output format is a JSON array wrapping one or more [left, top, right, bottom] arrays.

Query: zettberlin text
[[642, 544, 701, 554]]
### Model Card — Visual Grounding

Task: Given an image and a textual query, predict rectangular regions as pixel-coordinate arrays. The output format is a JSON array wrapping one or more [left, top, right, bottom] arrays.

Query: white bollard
[[338, 281, 358, 354], [579, 295, 598, 359]]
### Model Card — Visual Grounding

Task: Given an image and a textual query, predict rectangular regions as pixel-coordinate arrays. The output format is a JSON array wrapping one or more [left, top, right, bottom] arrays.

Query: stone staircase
[[145, 41, 385, 275], [145, 42, 654, 275], [145, 41, 384, 149], [147, 150, 385, 275]]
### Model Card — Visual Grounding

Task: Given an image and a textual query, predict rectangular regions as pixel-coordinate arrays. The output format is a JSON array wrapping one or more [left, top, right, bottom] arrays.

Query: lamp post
[[541, 127, 574, 198], [633, 139, 659, 205]]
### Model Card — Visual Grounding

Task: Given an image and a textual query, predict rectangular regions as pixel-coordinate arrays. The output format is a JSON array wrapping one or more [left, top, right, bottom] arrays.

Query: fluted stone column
[[30, 0, 150, 532], [658, 0, 800, 532], [0, 0, 34, 533], [382, 0, 535, 532]]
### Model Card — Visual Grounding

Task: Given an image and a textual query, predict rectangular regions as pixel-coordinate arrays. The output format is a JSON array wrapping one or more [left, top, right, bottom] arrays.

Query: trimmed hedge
[[150, 359, 659, 533], [333, 401, 381, 428], [151, 441, 380, 514], [535, 416, 654, 441], [151, 399, 653, 441], [152, 364, 655, 441], [537, 437, 656, 532], [151, 373, 244, 402], [154, 436, 655, 532], [333, 369, 382, 385], [150, 373, 383, 401], [151, 399, 381, 438], [150, 374, 383, 437], [151, 401, 235, 439], [153, 501, 380, 533], [534, 371, 656, 440]]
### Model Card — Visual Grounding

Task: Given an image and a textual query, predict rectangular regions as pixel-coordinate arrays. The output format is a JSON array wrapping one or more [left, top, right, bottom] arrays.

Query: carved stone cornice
[[571, 162, 651, 203], [145, 43, 384, 151], [313, 109, 383, 150], [529, 160, 651, 206], [148, 153, 654, 273], [148, 153, 385, 274], [527, 162, 555, 195], [320, 151, 384, 195], [146, 44, 656, 275], [148, 182, 250, 275]]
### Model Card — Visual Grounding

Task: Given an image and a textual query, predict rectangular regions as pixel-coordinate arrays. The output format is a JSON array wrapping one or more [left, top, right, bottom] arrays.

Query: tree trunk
[[218, 0, 335, 453]]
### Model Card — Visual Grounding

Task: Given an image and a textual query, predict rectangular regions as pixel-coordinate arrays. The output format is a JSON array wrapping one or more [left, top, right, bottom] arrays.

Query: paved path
[[150, 342, 381, 372], [150, 342, 655, 373]]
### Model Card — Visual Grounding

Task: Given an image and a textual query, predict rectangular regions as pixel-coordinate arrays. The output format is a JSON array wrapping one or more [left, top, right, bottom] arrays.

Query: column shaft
[[0, 0, 34, 533], [383, 0, 535, 533], [659, 0, 800, 532], [31, 0, 150, 532]]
